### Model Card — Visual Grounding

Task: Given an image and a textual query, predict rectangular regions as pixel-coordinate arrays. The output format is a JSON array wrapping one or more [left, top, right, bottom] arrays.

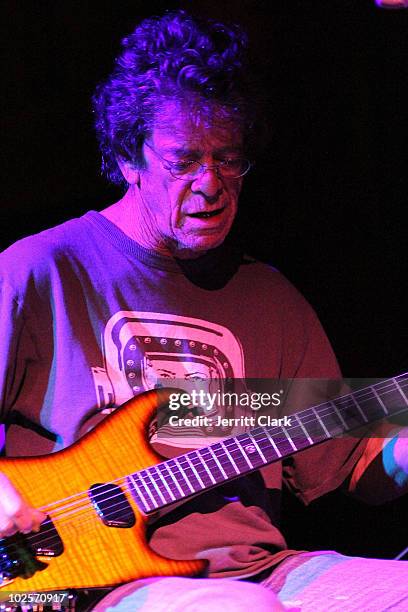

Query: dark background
[[3, 1, 407, 560]]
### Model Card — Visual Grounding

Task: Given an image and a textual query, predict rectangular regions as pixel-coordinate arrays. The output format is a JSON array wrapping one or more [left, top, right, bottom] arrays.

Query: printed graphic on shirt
[[91, 311, 246, 447]]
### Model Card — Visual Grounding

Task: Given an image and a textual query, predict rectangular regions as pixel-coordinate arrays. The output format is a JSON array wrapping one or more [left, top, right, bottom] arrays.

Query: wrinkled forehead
[[151, 98, 244, 152]]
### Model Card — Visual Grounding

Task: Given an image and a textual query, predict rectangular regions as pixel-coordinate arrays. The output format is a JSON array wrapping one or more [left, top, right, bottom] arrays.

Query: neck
[[100, 188, 207, 260]]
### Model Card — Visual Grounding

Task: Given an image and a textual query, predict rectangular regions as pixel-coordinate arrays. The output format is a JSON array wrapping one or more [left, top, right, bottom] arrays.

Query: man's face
[[136, 101, 244, 257]]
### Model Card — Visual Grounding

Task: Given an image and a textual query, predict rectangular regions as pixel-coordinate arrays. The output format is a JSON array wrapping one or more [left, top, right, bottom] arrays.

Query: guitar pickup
[[29, 517, 64, 556], [88, 483, 136, 528]]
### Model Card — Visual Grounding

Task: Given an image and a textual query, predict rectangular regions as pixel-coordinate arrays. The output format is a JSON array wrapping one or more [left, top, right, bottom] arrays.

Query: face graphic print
[[91, 311, 246, 449]]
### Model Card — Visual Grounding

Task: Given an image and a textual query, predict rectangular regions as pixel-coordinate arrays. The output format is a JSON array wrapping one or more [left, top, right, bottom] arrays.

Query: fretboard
[[128, 373, 408, 513]]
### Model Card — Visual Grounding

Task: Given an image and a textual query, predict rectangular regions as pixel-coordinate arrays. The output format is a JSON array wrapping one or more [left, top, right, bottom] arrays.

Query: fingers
[[0, 472, 46, 537], [0, 472, 23, 536]]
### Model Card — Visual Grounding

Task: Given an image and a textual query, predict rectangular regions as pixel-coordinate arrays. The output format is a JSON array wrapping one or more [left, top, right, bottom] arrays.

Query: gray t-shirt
[[0, 211, 367, 577]]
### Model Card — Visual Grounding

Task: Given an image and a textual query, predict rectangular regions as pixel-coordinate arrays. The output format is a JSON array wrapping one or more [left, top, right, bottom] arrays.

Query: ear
[[117, 158, 140, 186]]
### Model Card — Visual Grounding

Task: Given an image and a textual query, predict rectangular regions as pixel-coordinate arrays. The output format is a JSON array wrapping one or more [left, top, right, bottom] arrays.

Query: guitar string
[[3, 383, 407, 559], [34, 372, 408, 508], [43, 375, 408, 516], [4, 376, 407, 555], [3, 420, 408, 554], [6, 376, 408, 528], [33, 376, 408, 519], [37, 374, 408, 515], [2, 377, 407, 556]]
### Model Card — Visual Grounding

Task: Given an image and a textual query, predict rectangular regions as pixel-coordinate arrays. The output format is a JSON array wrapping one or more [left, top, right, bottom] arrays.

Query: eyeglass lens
[[171, 160, 250, 179]]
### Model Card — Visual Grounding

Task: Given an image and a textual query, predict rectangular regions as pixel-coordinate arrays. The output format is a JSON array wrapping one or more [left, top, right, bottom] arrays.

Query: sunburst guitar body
[[1, 373, 407, 595], [0, 389, 204, 593]]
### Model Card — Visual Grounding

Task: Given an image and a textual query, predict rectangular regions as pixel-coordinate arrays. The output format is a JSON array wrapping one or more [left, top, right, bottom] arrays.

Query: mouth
[[187, 207, 226, 219]]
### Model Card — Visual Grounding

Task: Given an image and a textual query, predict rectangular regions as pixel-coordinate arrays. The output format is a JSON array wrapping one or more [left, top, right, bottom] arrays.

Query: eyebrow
[[163, 145, 243, 157]]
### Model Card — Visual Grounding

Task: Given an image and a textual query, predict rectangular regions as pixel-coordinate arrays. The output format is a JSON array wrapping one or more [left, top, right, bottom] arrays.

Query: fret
[[208, 446, 228, 480], [224, 438, 255, 472], [235, 434, 265, 469], [132, 473, 158, 509], [371, 387, 388, 415], [332, 396, 367, 431], [294, 414, 313, 445], [197, 449, 225, 482], [196, 450, 218, 485], [374, 378, 408, 416], [190, 446, 224, 487], [247, 433, 267, 462], [395, 373, 408, 393], [189, 448, 214, 489], [128, 474, 152, 513], [348, 393, 368, 423], [139, 470, 161, 508], [177, 456, 204, 492], [394, 377, 408, 405], [311, 406, 331, 438], [155, 465, 177, 502], [145, 467, 168, 505], [166, 459, 192, 497], [282, 427, 297, 451], [330, 401, 348, 430], [173, 458, 195, 494], [159, 462, 185, 498], [218, 441, 240, 475], [126, 372, 408, 514], [285, 423, 311, 449], [355, 388, 386, 422], [264, 428, 282, 457], [251, 428, 283, 460], [184, 453, 205, 489], [318, 402, 347, 437], [207, 443, 237, 478], [234, 439, 255, 468], [297, 408, 328, 443], [225, 438, 253, 474], [269, 429, 295, 456]]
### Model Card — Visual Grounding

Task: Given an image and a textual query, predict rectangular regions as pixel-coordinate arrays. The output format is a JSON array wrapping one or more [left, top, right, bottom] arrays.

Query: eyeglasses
[[144, 142, 252, 180]]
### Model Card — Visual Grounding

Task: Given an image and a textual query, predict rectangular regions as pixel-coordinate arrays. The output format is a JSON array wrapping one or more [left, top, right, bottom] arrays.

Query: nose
[[191, 166, 223, 201]]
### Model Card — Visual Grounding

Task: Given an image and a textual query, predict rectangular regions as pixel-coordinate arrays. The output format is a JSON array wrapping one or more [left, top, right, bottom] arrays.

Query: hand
[[393, 428, 408, 486], [0, 472, 46, 537]]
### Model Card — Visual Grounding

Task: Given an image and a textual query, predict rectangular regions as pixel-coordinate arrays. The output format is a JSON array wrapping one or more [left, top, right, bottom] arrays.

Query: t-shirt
[[0, 211, 367, 578]]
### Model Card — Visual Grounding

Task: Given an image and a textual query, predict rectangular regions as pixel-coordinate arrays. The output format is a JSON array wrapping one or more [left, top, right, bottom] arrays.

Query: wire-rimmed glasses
[[144, 142, 252, 180]]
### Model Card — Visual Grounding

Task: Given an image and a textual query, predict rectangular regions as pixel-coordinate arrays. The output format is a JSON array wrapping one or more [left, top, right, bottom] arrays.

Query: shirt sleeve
[[0, 274, 38, 425], [280, 304, 369, 504], [1, 277, 22, 421]]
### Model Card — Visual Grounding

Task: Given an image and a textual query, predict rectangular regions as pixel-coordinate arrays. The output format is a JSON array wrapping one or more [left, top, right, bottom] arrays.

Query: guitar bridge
[[0, 517, 63, 584]]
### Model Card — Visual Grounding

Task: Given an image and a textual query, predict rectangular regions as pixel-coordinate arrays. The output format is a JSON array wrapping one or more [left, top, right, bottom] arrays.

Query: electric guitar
[[0, 374, 407, 594]]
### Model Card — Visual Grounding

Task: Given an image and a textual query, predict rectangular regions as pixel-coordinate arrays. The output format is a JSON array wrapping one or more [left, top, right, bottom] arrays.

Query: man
[[0, 10, 407, 611]]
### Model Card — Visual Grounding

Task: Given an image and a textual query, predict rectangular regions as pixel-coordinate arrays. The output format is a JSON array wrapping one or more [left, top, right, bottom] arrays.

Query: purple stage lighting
[[375, 0, 408, 8]]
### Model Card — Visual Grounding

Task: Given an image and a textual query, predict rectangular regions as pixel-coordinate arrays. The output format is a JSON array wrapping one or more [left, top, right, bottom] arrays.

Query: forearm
[[385, 428, 408, 487], [348, 425, 408, 504]]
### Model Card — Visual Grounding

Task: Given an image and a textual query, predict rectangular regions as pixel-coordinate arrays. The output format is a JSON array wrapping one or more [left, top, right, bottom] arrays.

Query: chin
[[192, 235, 227, 252], [176, 235, 225, 258]]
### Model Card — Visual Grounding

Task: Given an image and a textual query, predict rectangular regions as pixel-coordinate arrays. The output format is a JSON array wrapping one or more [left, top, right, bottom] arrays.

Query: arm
[[348, 424, 408, 504], [0, 473, 46, 536], [0, 260, 46, 536]]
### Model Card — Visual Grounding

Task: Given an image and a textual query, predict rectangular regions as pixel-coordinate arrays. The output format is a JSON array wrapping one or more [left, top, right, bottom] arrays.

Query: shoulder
[[234, 254, 340, 377], [236, 253, 331, 346], [1, 214, 91, 263], [0, 214, 93, 302], [236, 254, 312, 312]]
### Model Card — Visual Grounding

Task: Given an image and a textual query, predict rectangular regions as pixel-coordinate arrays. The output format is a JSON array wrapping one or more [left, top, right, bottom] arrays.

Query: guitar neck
[[128, 374, 408, 514]]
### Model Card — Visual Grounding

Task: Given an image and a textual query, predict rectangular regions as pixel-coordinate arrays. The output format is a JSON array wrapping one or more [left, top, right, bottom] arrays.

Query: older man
[[0, 10, 407, 611]]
